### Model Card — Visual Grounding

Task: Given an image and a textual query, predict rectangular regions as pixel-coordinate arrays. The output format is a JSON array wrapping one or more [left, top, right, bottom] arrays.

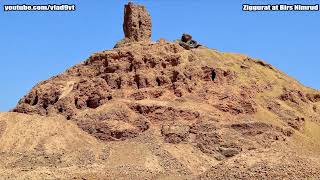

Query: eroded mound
[[6, 41, 320, 179], [6, 2, 320, 179], [13, 40, 320, 139], [11, 41, 259, 146]]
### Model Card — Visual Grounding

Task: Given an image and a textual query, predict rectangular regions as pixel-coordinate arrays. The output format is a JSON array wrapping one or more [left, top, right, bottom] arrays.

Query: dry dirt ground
[[1, 40, 320, 179]]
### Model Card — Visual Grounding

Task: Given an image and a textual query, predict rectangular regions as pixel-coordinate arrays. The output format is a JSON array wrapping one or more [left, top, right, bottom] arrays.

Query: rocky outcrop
[[13, 41, 258, 126], [123, 2, 152, 42]]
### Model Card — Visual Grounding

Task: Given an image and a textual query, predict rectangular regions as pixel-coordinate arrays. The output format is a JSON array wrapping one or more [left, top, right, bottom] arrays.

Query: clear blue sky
[[1, 0, 319, 111]]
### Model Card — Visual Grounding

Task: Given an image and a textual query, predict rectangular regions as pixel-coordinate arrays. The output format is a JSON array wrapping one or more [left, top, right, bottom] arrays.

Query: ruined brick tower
[[123, 2, 152, 42]]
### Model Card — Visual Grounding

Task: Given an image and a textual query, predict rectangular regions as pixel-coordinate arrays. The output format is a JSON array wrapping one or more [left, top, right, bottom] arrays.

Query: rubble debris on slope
[[199, 154, 320, 180], [213, 96, 257, 115], [265, 98, 306, 130], [128, 102, 200, 122], [230, 122, 293, 145], [279, 88, 308, 104], [306, 93, 320, 102], [189, 120, 243, 160], [74, 105, 150, 141], [161, 121, 191, 143], [189, 119, 294, 160], [244, 57, 274, 70]]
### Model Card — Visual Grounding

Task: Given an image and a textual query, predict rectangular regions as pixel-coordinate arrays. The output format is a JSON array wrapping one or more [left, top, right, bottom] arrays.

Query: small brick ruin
[[123, 2, 152, 42]]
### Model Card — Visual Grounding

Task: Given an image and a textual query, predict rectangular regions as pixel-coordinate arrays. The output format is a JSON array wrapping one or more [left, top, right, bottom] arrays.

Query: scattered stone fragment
[[178, 33, 201, 50], [219, 147, 240, 157]]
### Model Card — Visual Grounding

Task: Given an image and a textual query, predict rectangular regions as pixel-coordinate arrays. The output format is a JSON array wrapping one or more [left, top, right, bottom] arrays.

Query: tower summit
[[123, 2, 152, 42]]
